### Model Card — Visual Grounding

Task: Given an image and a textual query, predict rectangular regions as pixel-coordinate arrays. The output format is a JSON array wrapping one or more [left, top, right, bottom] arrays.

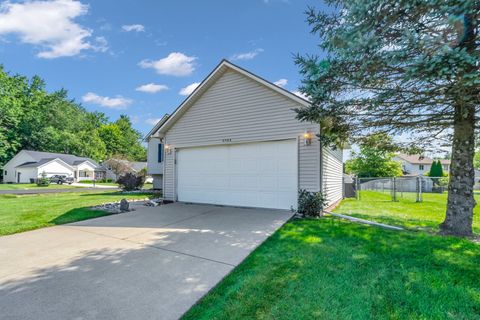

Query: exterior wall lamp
[[303, 131, 313, 146], [165, 144, 173, 155]]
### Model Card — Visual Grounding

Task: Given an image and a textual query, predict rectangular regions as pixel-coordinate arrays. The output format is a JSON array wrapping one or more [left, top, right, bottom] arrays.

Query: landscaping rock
[[143, 198, 164, 207], [120, 199, 129, 212]]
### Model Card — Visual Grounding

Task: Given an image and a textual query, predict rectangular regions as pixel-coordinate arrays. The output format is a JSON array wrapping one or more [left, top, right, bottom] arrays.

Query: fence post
[[356, 177, 360, 200], [392, 177, 397, 202], [416, 176, 420, 202], [418, 177, 423, 202]]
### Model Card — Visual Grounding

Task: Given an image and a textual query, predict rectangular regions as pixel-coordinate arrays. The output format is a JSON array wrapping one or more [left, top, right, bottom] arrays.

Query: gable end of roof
[[151, 59, 311, 136]]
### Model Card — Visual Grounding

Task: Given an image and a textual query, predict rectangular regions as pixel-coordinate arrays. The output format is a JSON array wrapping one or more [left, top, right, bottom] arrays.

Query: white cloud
[[274, 78, 288, 87], [139, 52, 197, 76], [93, 36, 108, 52], [145, 118, 161, 125], [122, 24, 145, 32], [130, 115, 140, 124], [135, 83, 169, 93], [0, 0, 104, 59], [230, 48, 264, 61], [179, 82, 200, 96], [82, 92, 132, 109], [292, 90, 309, 101]]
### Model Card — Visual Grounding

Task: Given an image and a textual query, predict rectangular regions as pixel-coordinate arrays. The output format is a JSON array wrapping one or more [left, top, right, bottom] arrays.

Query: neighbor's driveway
[[0, 202, 293, 320]]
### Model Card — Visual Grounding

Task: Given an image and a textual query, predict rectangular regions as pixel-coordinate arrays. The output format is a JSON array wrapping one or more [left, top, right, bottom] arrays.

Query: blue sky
[[0, 0, 327, 136]]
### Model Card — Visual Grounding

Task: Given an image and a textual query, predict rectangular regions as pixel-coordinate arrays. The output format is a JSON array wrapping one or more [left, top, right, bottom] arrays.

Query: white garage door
[[177, 139, 298, 209]]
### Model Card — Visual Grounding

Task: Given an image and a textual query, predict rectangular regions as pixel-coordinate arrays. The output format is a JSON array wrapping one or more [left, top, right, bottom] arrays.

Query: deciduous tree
[[345, 133, 403, 177]]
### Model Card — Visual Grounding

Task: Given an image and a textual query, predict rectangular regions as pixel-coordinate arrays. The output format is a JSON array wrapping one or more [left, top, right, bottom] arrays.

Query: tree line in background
[[0, 66, 146, 172]]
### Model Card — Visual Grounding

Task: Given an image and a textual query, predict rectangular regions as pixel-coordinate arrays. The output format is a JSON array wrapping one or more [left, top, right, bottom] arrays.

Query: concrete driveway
[[0, 203, 293, 320]]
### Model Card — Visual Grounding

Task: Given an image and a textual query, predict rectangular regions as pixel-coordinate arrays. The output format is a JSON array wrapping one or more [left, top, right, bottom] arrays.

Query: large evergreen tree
[[295, 1, 479, 236]]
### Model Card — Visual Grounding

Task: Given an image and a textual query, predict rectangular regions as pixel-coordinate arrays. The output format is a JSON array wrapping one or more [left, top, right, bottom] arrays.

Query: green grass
[[0, 191, 155, 236], [335, 191, 480, 234], [0, 183, 77, 190], [183, 217, 480, 320]]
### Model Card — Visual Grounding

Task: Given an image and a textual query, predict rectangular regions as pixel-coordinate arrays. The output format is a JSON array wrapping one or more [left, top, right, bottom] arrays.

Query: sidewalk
[[0, 187, 119, 195], [71, 183, 120, 189]]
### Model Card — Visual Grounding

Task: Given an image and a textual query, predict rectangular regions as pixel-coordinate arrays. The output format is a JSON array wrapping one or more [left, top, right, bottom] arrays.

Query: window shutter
[[158, 144, 164, 163]]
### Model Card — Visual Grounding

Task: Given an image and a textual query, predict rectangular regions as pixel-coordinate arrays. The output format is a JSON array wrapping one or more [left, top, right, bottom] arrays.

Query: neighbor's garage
[[177, 140, 297, 210]]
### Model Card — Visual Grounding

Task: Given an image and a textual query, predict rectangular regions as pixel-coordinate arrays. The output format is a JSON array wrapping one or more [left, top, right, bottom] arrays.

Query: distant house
[[393, 153, 450, 176], [2, 150, 104, 183], [102, 159, 149, 182]]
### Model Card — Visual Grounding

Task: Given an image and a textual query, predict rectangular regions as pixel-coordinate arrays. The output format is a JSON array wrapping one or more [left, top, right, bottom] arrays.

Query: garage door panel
[[177, 140, 297, 209]]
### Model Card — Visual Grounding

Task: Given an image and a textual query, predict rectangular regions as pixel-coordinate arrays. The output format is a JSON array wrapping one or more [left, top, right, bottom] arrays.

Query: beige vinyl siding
[[163, 69, 320, 200], [322, 147, 344, 205]]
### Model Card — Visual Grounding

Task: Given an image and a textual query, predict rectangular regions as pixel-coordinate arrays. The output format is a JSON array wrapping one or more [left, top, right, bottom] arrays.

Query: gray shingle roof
[[21, 150, 100, 168], [395, 153, 451, 165], [131, 162, 147, 172]]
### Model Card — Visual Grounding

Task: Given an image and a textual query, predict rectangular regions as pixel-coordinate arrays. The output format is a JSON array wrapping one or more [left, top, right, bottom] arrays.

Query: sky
[[0, 0, 328, 137]]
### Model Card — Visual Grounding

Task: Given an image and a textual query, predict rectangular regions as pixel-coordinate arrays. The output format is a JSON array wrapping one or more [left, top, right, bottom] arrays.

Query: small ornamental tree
[[295, 2, 479, 236], [437, 161, 445, 177], [117, 172, 145, 191], [428, 161, 437, 177], [429, 160, 445, 187], [104, 156, 133, 181], [429, 160, 442, 177], [36, 171, 50, 187]]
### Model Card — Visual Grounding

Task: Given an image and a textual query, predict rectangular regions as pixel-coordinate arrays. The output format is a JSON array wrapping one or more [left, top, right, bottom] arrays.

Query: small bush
[[78, 180, 94, 183], [117, 172, 145, 191], [36, 172, 50, 187], [296, 189, 326, 217], [79, 178, 114, 183]]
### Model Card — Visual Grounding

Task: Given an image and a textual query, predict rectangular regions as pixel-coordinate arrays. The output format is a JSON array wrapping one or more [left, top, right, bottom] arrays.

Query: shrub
[[117, 172, 145, 191], [78, 180, 94, 183], [296, 189, 327, 218], [36, 172, 50, 187]]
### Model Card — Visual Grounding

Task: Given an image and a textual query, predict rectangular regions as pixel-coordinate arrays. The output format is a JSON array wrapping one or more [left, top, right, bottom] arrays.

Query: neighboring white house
[[394, 153, 451, 176], [2, 150, 103, 183], [145, 59, 344, 210]]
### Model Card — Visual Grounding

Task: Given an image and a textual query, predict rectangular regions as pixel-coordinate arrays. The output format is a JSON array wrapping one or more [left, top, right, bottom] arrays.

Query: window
[[79, 171, 90, 177], [158, 143, 164, 163], [419, 165, 424, 170], [3, 171, 6, 176]]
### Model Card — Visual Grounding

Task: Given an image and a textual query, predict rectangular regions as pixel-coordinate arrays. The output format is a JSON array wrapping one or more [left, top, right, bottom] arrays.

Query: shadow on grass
[[49, 207, 117, 225]]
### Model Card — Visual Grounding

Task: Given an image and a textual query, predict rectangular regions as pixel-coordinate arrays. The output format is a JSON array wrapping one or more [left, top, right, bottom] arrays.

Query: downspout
[[319, 130, 324, 195]]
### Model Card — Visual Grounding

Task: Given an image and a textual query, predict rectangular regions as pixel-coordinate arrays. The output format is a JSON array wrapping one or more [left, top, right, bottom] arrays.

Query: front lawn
[[0, 183, 78, 190], [183, 217, 480, 319], [0, 191, 154, 236], [335, 191, 480, 234]]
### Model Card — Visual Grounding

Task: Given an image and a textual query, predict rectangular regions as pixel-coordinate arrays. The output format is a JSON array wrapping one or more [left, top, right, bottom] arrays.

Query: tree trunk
[[440, 103, 476, 236]]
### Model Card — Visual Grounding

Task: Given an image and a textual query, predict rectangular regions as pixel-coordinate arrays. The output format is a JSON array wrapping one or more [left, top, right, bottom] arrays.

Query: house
[[2, 150, 103, 183], [102, 159, 149, 182], [144, 60, 344, 210], [394, 153, 450, 176]]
